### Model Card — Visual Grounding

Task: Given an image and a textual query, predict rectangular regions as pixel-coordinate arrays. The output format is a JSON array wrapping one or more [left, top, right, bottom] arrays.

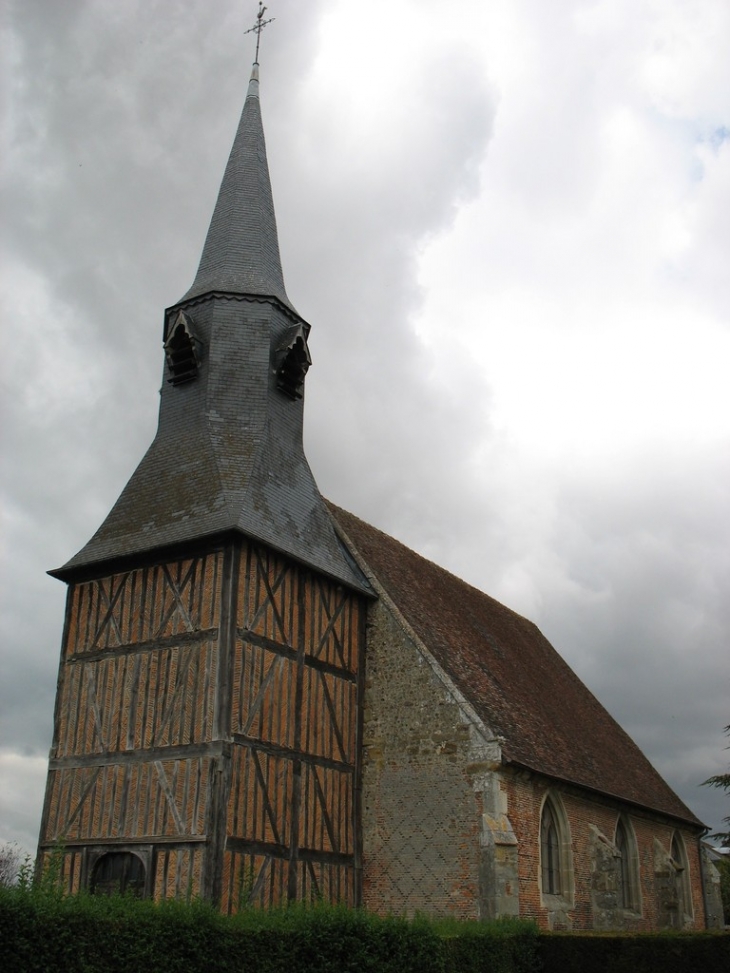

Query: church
[[37, 54, 720, 931]]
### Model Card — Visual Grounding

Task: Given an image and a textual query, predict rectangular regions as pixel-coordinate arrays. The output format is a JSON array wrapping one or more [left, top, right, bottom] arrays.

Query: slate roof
[[329, 503, 702, 827], [179, 64, 295, 312], [52, 66, 368, 593]]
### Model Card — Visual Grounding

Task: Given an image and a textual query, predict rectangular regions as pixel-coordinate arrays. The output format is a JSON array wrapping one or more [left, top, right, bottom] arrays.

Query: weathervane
[[245, 2, 275, 63]]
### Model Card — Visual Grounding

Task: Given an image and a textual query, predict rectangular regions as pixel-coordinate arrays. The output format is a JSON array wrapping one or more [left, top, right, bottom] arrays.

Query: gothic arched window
[[90, 851, 146, 897], [541, 799, 562, 895], [539, 793, 574, 906], [615, 816, 640, 911], [670, 831, 692, 922]]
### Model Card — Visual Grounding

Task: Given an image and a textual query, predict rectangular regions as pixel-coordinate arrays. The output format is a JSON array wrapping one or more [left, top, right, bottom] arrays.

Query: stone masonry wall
[[353, 563, 706, 930], [359, 597, 515, 919]]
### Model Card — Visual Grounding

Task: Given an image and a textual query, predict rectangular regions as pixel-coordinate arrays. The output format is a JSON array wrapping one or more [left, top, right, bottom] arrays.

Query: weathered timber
[[40, 539, 365, 909], [49, 741, 226, 768], [232, 733, 354, 773], [241, 629, 357, 681]]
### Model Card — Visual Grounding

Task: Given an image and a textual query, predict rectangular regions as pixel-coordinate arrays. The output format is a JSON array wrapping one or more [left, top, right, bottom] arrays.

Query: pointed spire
[[52, 47, 369, 592], [179, 63, 295, 311]]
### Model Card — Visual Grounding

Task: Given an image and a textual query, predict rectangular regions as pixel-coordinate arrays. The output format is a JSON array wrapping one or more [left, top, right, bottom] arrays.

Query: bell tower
[[38, 58, 370, 910]]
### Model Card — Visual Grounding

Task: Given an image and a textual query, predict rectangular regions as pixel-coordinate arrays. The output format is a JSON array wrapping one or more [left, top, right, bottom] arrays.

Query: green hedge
[[0, 887, 536, 973], [2, 886, 728, 973], [538, 931, 730, 973]]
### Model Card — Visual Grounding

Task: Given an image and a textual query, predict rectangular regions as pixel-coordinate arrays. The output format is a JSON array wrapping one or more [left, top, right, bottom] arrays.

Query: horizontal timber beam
[[38, 835, 209, 848], [50, 741, 229, 769], [232, 734, 355, 774], [226, 837, 354, 868], [242, 629, 357, 681], [67, 628, 220, 664]]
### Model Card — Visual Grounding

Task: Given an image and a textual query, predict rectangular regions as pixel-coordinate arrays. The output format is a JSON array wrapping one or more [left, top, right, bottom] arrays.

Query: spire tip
[[245, 3, 275, 65]]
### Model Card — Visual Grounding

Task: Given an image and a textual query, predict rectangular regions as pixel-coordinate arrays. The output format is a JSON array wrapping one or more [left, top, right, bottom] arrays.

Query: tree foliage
[[713, 856, 730, 926], [703, 725, 730, 846], [0, 843, 25, 889]]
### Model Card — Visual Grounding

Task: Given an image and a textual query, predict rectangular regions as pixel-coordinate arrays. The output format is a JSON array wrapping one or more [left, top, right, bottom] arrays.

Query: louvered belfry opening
[[276, 325, 311, 400], [164, 311, 198, 385]]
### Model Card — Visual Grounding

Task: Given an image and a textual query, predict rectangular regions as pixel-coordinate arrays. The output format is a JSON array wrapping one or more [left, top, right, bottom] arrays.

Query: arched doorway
[[90, 851, 146, 897]]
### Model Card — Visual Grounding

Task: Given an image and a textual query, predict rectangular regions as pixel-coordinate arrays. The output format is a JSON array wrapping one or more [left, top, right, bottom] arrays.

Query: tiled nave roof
[[329, 503, 702, 827]]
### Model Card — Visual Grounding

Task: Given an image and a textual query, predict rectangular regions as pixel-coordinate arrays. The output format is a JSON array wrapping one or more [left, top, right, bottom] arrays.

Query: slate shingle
[[179, 65, 295, 311], [53, 69, 369, 594]]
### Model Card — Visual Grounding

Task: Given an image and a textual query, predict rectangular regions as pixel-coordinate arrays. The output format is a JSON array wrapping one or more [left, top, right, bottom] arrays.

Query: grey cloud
[[530, 452, 730, 833], [1, 0, 727, 853]]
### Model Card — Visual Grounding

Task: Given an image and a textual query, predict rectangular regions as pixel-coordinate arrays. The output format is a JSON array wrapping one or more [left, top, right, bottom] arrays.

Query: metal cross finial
[[245, 2, 275, 64]]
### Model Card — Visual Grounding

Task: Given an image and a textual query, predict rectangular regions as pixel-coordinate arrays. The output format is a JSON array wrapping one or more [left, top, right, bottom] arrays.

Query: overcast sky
[[2, 0, 728, 856]]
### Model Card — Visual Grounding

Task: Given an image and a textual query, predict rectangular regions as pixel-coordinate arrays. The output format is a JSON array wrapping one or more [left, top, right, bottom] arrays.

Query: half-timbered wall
[[39, 540, 364, 909], [40, 552, 223, 900], [223, 543, 363, 911]]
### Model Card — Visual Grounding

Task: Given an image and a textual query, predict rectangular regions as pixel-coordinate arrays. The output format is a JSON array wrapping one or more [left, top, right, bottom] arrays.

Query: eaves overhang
[[48, 524, 375, 597], [502, 755, 706, 832], [166, 289, 310, 333]]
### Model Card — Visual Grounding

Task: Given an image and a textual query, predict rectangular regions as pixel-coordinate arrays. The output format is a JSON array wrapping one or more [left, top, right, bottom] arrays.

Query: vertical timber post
[[287, 564, 307, 901], [205, 538, 239, 906], [354, 592, 367, 906]]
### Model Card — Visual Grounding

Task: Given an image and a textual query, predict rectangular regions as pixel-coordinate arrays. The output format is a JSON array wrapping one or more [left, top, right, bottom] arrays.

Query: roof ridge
[[325, 500, 532, 623]]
